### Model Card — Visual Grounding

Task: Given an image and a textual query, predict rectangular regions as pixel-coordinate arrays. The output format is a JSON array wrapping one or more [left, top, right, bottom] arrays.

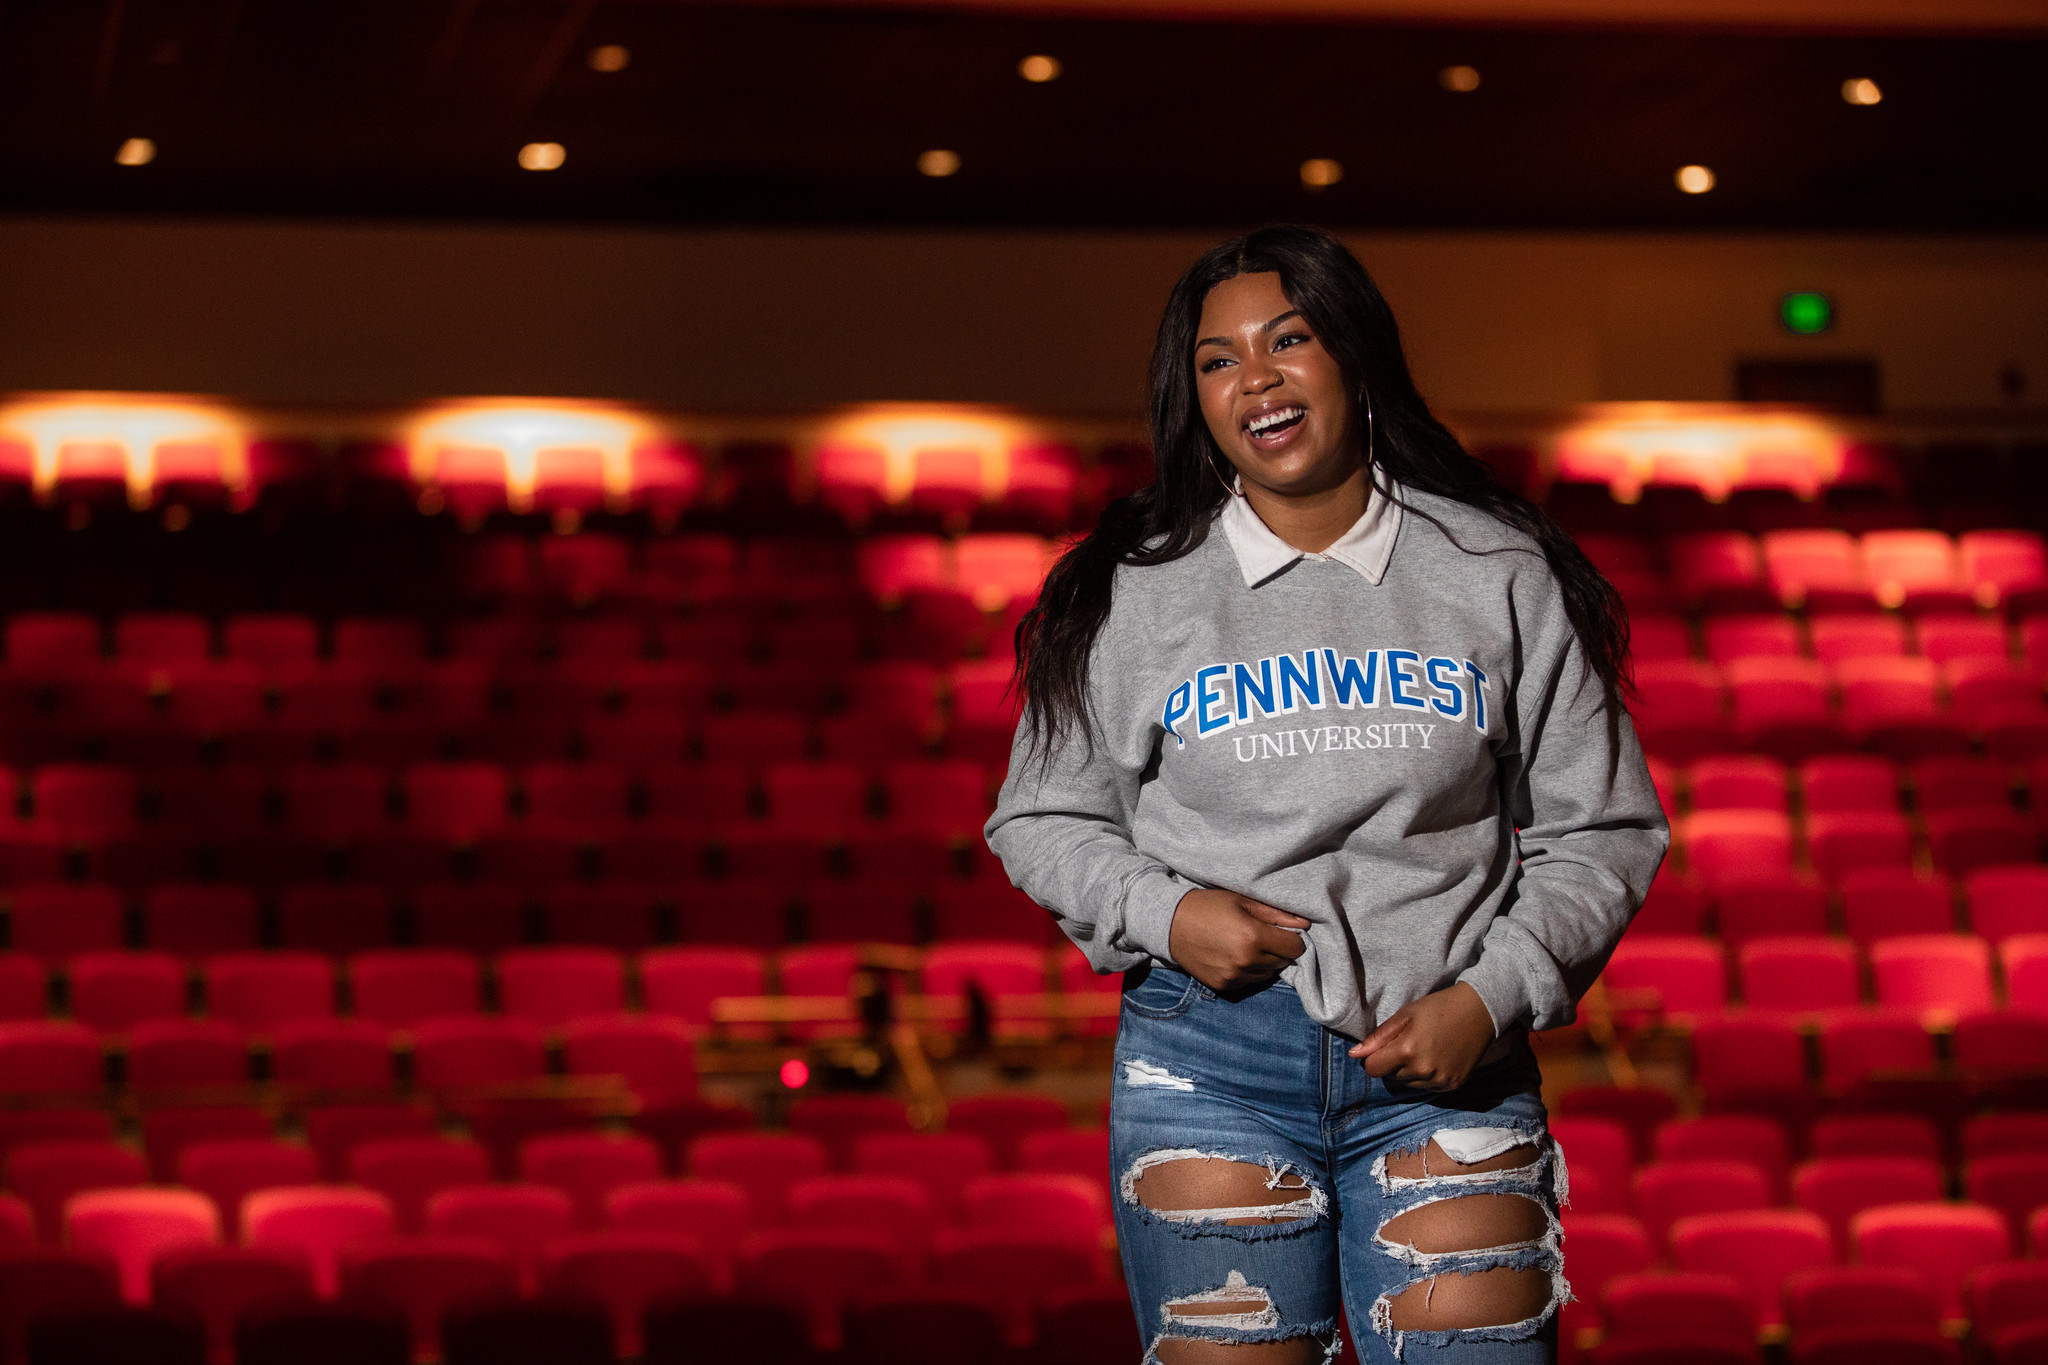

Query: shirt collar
[[1216, 468, 1402, 589]]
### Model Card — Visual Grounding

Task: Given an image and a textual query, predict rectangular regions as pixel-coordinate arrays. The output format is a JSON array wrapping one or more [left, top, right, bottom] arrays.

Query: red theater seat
[[1794, 1156, 1946, 1255], [424, 1184, 573, 1292], [562, 1014, 697, 1108], [348, 1136, 492, 1234], [1712, 873, 1828, 945], [7, 885, 123, 964], [1764, 530, 1872, 613], [1968, 1153, 2048, 1244], [176, 1140, 320, 1237], [0, 958, 40, 1024], [64, 1186, 220, 1304], [1820, 1011, 1935, 1090], [1915, 615, 2008, 665], [1840, 870, 1953, 943], [909, 448, 986, 522], [275, 886, 391, 957], [1689, 1014, 1809, 1109], [928, 1229, 1101, 1348], [638, 947, 767, 1031], [1862, 531, 1970, 614], [113, 613, 211, 666], [494, 947, 624, 1027], [1838, 657, 1967, 760], [1785, 1264, 1942, 1339], [4, 1140, 147, 1245], [1852, 1202, 2010, 1321], [142, 886, 259, 956], [1682, 809, 1793, 889], [542, 1229, 715, 1358], [688, 1133, 829, 1227], [1808, 1115, 1942, 1162], [152, 1245, 315, 1365], [125, 1018, 247, 1089], [786, 1096, 913, 1170], [0, 1251, 123, 1365], [271, 1018, 395, 1091], [1808, 813, 1914, 882], [1596, 1271, 1759, 1363], [1600, 938, 1726, 1024], [1633, 1161, 1772, 1252], [1911, 755, 2016, 813], [1632, 661, 1730, 761], [963, 1172, 1108, 1242], [1954, 1008, 2048, 1073], [1959, 531, 2048, 613], [1556, 1212, 1653, 1343], [1549, 1119, 1633, 1217], [279, 764, 389, 841], [402, 763, 508, 841], [204, 952, 333, 1030], [1654, 1116, 1792, 1199], [1970, 1263, 2048, 1345], [786, 1174, 934, 1259], [944, 1094, 1070, 1172], [854, 1133, 995, 1221], [628, 441, 703, 524], [409, 1016, 546, 1089], [1799, 753, 1899, 813], [31, 765, 138, 838], [604, 1179, 751, 1263], [0, 1022, 102, 1095], [1669, 533, 1773, 613], [348, 950, 479, 1026], [2000, 934, 2048, 1010], [815, 445, 890, 526], [519, 1132, 664, 1229], [737, 1228, 906, 1349], [338, 1236, 516, 1363], [1631, 615, 1693, 662], [1738, 937, 1859, 1013], [68, 951, 185, 1032], [1688, 755, 1789, 812], [5, 613, 101, 670], [222, 614, 318, 669], [1670, 1208, 1831, 1329], [923, 942, 1050, 1037], [1703, 614, 1802, 665], [1871, 935, 1994, 1016], [408, 884, 524, 953], [1926, 809, 2037, 877]]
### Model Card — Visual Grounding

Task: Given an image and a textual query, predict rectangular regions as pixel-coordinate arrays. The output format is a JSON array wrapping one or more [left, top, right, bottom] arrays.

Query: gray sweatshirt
[[983, 478, 1668, 1041]]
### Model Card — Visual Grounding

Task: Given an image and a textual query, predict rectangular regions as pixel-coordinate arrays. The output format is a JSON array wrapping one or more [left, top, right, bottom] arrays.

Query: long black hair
[[1015, 224, 1629, 757]]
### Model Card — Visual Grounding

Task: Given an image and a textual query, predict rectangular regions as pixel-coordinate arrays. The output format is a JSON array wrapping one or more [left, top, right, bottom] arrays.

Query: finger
[[1248, 923, 1309, 960], [1350, 1012, 1409, 1058], [1239, 899, 1313, 930]]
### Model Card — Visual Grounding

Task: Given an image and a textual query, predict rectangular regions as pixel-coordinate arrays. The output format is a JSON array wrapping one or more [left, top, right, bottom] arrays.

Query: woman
[[984, 227, 1667, 1364]]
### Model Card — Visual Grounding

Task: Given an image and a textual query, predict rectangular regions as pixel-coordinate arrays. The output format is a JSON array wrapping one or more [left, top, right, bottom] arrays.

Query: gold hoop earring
[[1360, 386, 1376, 472]]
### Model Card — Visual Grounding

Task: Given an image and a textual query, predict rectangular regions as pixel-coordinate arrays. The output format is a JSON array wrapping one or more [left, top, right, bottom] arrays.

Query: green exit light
[[1781, 291, 1834, 335]]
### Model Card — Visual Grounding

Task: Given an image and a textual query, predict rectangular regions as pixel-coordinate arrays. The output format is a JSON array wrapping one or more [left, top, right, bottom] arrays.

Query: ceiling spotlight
[[917, 149, 961, 178], [1675, 164, 1716, 194], [1439, 64, 1481, 92], [1018, 54, 1061, 82], [518, 141, 566, 171], [1841, 77, 1882, 106], [1299, 158, 1343, 191], [588, 44, 630, 73], [114, 137, 155, 167]]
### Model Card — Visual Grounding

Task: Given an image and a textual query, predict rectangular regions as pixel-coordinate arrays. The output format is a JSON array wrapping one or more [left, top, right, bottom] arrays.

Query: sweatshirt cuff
[[1457, 954, 1533, 1038], [1120, 867, 1188, 963]]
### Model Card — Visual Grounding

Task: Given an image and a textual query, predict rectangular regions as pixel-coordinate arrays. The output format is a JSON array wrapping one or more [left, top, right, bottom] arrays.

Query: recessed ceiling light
[[1300, 158, 1343, 191], [519, 142, 566, 171], [1842, 77, 1882, 106], [918, 149, 961, 178], [1675, 164, 1715, 194], [588, 44, 630, 73], [115, 137, 155, 167], [1439, 65, 1481, 93], [1018, 54, 1061, 82]]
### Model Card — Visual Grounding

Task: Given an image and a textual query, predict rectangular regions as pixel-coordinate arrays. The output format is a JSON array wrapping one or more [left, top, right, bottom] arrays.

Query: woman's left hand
[[1349, 982, 1498, 1092]]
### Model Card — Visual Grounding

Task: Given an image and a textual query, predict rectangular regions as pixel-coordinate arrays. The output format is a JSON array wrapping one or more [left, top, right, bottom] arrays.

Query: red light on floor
[[779, 1058, 810, 1089]]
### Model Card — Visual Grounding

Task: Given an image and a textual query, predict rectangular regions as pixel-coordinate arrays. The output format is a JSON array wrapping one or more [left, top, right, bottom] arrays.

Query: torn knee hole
[[1375, 1192, 1547, 1253], [1382, 1133, 1539, 1181], [1165, 1272, 1275, 1326], [1130, 1154, 1323, 1226], [1381, 1266, 1554, 1332]]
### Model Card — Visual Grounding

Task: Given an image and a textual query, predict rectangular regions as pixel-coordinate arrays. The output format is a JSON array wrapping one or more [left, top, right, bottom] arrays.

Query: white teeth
[[1246, 407, 1304, 434]]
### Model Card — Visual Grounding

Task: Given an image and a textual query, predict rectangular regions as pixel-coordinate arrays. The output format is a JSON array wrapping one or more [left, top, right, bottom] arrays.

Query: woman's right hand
[[1167, 888, 1312, 993]]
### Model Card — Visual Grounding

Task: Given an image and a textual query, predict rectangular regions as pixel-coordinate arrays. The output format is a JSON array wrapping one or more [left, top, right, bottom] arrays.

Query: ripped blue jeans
[[1111, 964, 1564, 1363]]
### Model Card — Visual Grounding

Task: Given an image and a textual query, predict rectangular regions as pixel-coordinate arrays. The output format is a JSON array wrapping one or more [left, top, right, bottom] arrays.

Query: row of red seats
[[1631, 865, 2048, 944], [0, 941, 1111, 1031], [1579, 528, 2048, 616], [1634, 654, 2048, 763], [0, 760, 997, 839], [1561, 1233, 2048, 1364], [1668, 802, 2036, 882], [1604, 934, 2047, 1020], [1638, 611, 2048, 672], [1553, 1110, 2048, 1238], [1647, 754, 2048, 818], [0, 873, 1049, 950]]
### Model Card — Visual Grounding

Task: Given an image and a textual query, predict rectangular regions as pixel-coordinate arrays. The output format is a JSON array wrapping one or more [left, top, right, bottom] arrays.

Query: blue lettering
[[1233, 658, 1276, 723], [1464, 660, 1489, 732], [1387, 650, 1427, 710], [1426, 657, 1465, 720], [1196, 665, 1233, 736], [1321, 649, 1380, 709], [1277, 652, 1322, 712], [1161, 680, 1193, 746]]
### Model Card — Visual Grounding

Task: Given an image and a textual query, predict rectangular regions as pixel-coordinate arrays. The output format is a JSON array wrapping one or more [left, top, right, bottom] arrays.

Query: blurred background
[[0, 3, 2044, 1364]]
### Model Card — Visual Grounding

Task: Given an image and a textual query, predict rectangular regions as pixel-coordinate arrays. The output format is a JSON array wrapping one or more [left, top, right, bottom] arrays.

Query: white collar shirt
[[1215, 469, 1403, 590]]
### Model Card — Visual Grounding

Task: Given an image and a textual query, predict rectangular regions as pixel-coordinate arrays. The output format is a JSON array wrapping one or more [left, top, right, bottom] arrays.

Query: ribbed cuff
[[1120, 867, 1189, 964], [1456, 953, 1533, 1038]]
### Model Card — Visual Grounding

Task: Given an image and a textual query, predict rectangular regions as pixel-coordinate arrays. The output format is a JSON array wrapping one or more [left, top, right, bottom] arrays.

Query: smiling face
[[1194, 270, 1365, 500]]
